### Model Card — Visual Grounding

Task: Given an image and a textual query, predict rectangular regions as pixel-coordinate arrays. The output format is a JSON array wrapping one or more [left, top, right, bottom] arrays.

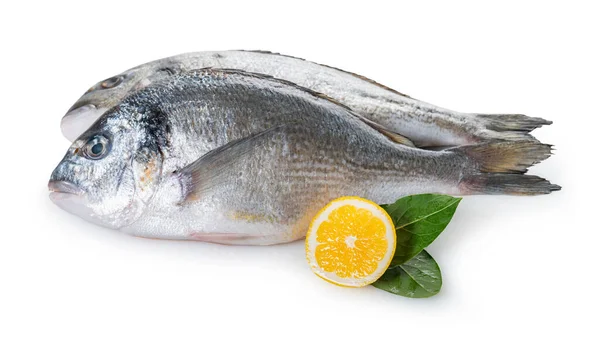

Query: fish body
[[63, 51, 550, 147], [49, 69, 558, 245]]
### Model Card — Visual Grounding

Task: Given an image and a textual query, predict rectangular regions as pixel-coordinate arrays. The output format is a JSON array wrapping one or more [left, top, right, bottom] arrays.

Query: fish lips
[[61, 104, 107, 142], [48, 180, 83, 196], [48, 181, 86, 212], [48, 181, 105, 227]]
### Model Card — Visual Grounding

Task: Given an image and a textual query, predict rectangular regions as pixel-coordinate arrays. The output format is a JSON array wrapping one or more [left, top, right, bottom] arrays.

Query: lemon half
[[306, 196, 396, 287]]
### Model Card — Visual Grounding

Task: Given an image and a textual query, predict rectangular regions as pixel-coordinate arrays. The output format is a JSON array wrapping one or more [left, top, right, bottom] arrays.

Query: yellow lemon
[[306, 196, 396, 287]]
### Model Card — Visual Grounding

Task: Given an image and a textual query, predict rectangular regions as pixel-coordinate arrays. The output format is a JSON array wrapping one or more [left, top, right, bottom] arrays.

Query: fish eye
[[83, 135, 111, 160], [101, 75, 124, 89]]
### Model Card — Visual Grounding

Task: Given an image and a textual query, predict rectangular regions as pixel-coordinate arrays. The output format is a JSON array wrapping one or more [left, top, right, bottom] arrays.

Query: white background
[[1, 1, 598, 343]]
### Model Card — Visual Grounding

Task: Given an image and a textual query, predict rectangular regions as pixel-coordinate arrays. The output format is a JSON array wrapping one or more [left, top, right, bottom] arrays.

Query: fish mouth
[[48, 180, 99, 225], [48, 180, 83, 196], [61, 104, 106, 141]]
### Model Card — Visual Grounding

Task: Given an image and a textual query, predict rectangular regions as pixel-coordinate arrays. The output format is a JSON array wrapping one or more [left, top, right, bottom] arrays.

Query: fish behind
[[62, 50, 550, 148], [49, 69, 559, 245]]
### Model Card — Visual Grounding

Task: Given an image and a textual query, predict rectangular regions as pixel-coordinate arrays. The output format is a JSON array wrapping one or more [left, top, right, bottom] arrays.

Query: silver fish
[[62, 51, 550, 147], [49, 69, 558, 245]]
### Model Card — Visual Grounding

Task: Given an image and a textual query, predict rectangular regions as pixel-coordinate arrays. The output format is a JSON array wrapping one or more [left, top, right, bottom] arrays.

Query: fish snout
[[48, 180, 83, 196], [48, 180, 85, 205], [48, 179, 101, 225]]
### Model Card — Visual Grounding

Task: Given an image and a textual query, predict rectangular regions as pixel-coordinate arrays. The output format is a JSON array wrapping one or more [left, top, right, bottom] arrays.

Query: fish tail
[[475, 114, 552, 141], [449, 140, 560, 195], [459, 174, 561, 195], [451, 140, 553, 174]]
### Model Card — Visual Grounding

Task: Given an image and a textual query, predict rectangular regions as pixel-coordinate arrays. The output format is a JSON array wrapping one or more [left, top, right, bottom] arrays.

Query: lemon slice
[[306, 196, 396, 287]]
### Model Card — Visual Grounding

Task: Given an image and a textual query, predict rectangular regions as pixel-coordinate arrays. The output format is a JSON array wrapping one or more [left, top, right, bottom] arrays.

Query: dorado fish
[[49, 69, 558, 245], [62, 50, 550, 147]]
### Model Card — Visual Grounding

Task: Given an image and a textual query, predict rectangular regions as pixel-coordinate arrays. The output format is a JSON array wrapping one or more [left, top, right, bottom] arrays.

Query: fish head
[[50, 108, 164, 229], [61, 61, 178, 141]]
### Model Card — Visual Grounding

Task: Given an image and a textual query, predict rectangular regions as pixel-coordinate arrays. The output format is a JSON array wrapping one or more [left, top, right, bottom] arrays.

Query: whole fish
[[62, 50, 550, 147], [49, 69, 558, 245]]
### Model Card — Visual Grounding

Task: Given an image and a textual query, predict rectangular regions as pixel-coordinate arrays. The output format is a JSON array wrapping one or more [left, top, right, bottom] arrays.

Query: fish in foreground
[[49, 69, 559, 245], [62, 50, 550, 147]]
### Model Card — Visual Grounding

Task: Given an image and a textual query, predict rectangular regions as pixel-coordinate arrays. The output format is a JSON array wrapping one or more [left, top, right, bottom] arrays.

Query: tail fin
[[450, 140, 553, 173], [449, 140, 560, 195], [473, 114, 552, 142], [476, 114, 552, 132], [460, 174, 561, 195]]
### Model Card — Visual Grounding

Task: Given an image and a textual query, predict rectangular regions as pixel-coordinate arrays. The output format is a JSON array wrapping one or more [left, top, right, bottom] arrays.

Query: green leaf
[[382, 194, 461, 265], [372, 250, 442, 298]]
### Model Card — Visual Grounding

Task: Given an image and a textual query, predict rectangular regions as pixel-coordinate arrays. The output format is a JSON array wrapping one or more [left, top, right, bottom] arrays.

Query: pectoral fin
[[175, 125, 287, 203], [357, 116, 415, 147]]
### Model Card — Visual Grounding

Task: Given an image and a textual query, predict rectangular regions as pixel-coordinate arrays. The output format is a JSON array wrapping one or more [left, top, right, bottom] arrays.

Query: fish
[[49, 69, 559, 245], [62, 50, 551, 147]]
